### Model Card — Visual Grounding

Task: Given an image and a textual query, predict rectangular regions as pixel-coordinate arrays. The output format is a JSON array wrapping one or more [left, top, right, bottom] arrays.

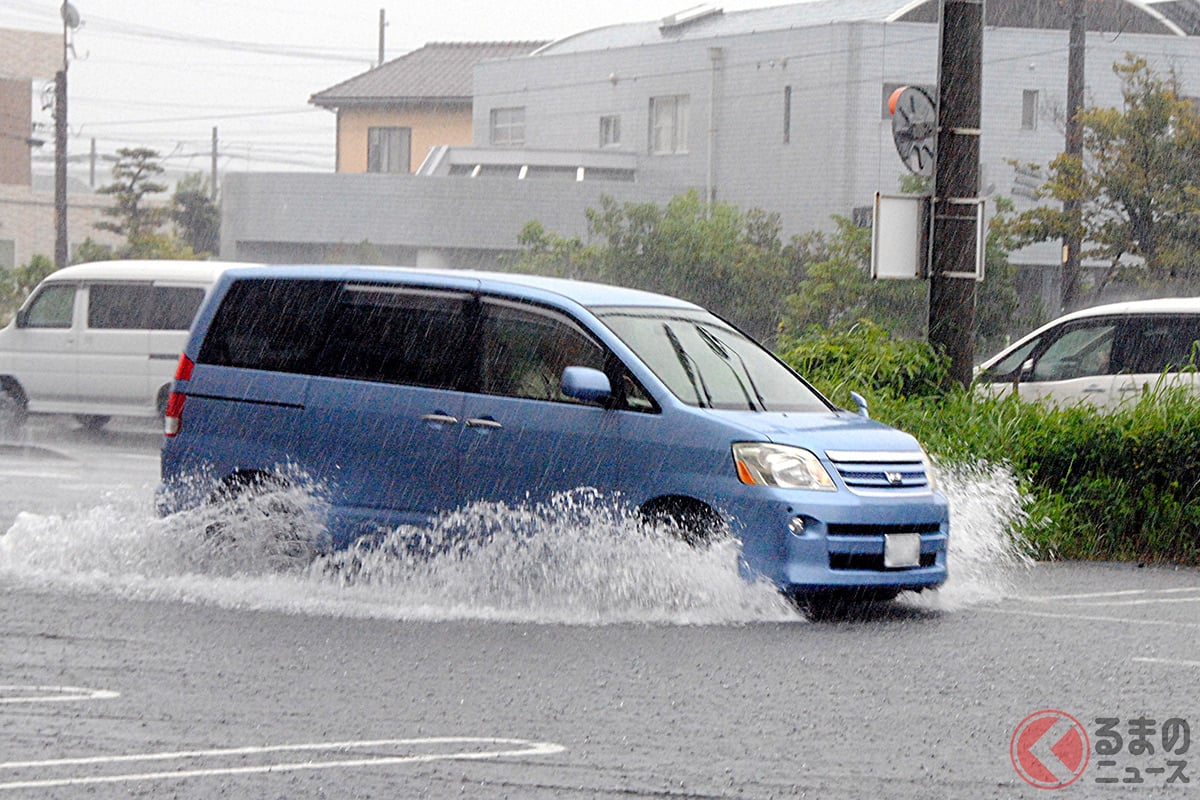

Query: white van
[[975, 297, 1200, 408], [0, 260, 250, 431]]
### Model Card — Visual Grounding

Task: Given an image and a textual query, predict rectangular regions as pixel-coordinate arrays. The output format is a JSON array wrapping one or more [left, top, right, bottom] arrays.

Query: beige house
[[0, 27, 121, 269], [310, 41, 545, 174]]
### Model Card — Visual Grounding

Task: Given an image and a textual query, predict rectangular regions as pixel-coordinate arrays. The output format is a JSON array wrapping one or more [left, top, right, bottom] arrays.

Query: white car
[[975, 297, 1200, 408], [0, 260, 250, 431]]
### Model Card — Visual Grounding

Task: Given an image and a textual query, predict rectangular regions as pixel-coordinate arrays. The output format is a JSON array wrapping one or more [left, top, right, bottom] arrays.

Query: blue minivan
[[158, 266, 948, 602]]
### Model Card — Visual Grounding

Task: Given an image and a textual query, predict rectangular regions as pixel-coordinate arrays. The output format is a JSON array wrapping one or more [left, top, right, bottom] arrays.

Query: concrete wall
[[220, 171, 684, 265], [0, 186, 121, 268]]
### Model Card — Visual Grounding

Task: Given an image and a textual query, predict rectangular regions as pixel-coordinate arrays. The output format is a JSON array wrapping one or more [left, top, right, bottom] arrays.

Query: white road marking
[[979, 607, 1200, 629], [0, 685, 120, 705], [1132, 657, 1200, 669], [0, 737, 566, 791], [1071, 596, 1200, 607], [1023, 588, 1200, 602]]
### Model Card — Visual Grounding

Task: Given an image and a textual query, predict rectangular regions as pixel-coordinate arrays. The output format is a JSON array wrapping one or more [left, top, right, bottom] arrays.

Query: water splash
[[0, 465, 1032, 624], [912, 461, 1034, 610]]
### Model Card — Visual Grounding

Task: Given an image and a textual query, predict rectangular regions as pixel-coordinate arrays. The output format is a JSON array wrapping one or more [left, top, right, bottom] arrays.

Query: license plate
[[884, 534, 921, 568]]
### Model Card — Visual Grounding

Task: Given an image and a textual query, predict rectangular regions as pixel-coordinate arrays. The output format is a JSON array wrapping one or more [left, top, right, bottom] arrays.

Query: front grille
[[827, 522, 942, 537], [825, 450, 930, 493], [830, 552, 938, 571]]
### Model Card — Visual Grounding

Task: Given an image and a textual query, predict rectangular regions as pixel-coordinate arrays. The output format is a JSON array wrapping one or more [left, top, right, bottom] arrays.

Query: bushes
[[781, 326, 1200, 564]]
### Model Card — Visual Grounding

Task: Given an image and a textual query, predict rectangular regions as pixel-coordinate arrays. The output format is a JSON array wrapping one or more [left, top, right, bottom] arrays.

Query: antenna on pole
[[378, 9, 387, 67]]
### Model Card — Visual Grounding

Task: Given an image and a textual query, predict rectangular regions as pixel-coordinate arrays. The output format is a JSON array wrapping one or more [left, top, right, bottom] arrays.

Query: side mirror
[[849, 391, 870, 418], [561, 366, 611, 404], [14, 308, 28, 328]]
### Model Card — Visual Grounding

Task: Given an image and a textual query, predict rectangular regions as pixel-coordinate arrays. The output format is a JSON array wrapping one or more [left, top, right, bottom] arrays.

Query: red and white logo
[[1011, 709, 1090, 790]]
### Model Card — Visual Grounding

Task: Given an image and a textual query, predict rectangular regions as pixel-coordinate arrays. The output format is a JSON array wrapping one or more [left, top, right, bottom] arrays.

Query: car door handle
[[421, 413, 459, 425], [1081, 386, 1107, 394], [465, 417, 503, 430]]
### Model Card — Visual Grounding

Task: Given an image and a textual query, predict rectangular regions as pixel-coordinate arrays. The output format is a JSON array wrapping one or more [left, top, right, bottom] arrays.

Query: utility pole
[[929, 0, 983, 388], [54, 2, 80, 271], [211, 126, 219, 201], [54, 66, 67, 270], [1061, 0, 1086, 311]]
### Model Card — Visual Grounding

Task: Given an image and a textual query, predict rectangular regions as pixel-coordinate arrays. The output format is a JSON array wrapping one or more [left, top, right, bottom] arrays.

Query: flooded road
[[1, 416, 1197, 797]]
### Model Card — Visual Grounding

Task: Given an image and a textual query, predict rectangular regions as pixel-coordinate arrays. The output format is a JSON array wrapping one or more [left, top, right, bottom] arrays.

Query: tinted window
[[599, 307, 829, 412], [200, 279, 473, 390], [86, 283, 206, 330], [89, 284, 154, 329], [313, 285, 472, 390], [199, 279, 339, 373], [23, 285, 76, 328], [1120, 315, 1200, 374], [151, 287, 207, 330]]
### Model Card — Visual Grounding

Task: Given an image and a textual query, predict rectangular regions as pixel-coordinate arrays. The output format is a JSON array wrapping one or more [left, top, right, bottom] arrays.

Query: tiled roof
[[310, 41, 547, 107]]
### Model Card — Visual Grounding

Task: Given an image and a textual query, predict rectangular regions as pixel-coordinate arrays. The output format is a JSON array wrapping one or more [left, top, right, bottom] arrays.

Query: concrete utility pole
[[54, 66, 67, 270], [1061, 0, 1086, 311], [55, 1, 80, 271], [211, 126, 219, 201], [929, 0, 983, 388]]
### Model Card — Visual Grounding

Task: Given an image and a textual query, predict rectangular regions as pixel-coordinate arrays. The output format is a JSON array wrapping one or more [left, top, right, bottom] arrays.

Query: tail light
[[164, 354, 195, 437]]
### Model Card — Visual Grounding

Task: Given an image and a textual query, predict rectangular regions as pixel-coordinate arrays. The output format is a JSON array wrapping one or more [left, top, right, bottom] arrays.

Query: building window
[[1022, 90, 1039, 130], [600, 114, 621, 148], [783, 86, 792, 144], [490, 107, 526, 146], [367, 127, 411, 173], [649, 95, 689, 154]]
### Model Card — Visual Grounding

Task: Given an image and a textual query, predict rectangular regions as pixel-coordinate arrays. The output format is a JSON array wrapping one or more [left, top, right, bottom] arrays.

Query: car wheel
[[0, 385, 28, 439], [204, 473, 321, 570], [75, 414, 112, 431], [790, 589, 901, 621], [640, 498, 727, 547]]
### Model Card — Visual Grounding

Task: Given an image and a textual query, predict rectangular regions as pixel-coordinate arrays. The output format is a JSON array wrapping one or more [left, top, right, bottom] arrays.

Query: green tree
[[999, 55, 1200, 303], [777, 216, 927, 339], [95, 147, 199, 260], [506, 191, 797, 341], [171, 173, 220, 256], [0, 255, 56, 325]]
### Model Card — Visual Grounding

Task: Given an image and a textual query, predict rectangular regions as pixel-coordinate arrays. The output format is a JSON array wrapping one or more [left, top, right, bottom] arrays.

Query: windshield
[[597, 307, 831, 412]]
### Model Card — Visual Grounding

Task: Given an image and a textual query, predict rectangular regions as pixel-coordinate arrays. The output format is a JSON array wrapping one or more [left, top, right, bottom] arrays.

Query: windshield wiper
[[695, 325, 766, 411], [663, 323, 712, 408]]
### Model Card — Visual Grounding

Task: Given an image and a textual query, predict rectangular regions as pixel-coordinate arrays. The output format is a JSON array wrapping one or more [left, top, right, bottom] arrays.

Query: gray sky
[[0, 0, 794, 177]]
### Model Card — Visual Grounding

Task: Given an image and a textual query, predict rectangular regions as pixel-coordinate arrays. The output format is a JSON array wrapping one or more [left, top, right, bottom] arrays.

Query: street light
[[55, 1, 80, 270]]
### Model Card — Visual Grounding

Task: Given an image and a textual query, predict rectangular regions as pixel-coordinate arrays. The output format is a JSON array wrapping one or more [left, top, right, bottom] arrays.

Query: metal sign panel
[[871, 193, 928, 280]]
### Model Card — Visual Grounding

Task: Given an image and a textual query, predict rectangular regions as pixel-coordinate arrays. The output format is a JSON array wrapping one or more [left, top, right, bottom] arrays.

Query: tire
[[204, 473, 322, 570], [0, 384, 28, 439], [790, 588, 901, 621], [75, 414, 112, 431], [640, 498, 726, 547]]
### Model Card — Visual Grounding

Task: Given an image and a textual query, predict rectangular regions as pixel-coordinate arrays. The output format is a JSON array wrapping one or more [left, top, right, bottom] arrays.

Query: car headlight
[[732, 443, 836, 491]]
